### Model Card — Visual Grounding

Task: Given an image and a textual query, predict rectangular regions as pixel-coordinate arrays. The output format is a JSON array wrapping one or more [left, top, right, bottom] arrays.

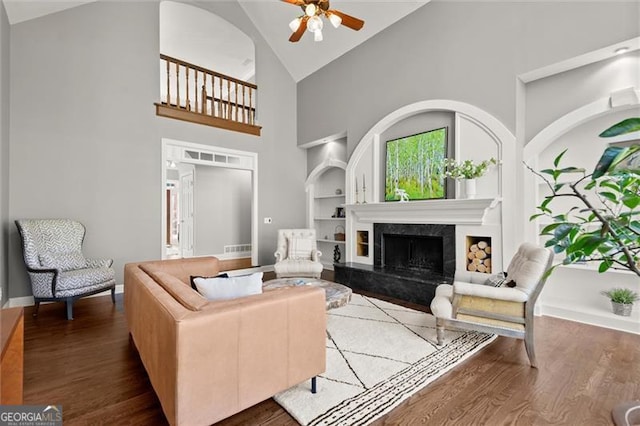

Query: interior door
[[179, 167, 195, 257]]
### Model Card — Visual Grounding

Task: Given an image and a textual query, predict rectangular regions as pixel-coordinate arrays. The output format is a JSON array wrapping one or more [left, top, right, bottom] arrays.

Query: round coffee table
[[262, 277, 352, 310]]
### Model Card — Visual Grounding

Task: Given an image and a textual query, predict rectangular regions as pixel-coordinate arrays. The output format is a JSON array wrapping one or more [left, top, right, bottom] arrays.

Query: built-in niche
[[356, 230, 369, 257], [466, 236, 492, 274]]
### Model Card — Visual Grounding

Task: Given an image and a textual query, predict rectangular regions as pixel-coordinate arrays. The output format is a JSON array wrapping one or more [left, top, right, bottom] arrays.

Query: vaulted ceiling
[[2, 0, 429, 82]]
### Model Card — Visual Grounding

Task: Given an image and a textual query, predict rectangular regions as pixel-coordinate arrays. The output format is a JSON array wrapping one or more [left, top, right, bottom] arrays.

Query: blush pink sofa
[[124, 256, 326, 426]]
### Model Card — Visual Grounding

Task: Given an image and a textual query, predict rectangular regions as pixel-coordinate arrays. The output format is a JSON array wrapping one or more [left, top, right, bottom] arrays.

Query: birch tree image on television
[[385, 127, 447, 201]]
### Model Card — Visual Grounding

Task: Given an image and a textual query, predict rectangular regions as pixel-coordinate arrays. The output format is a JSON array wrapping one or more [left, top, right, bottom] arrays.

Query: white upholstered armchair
[[430, 242, 554, 367], [274, 229, 323, 279], [15, 219, 116, 320]]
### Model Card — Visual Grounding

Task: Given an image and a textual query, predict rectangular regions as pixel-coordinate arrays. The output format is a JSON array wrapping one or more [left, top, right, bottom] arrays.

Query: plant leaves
[[622, 195, 640, 210], [529, 213, 545, 221], [598, 259, 613, 273], [599, 118, 640, 137], [554, 149, 568, 167], [599, 191, 618, 202], [554, 223, 575, 240], [541, 223, 563, 234]]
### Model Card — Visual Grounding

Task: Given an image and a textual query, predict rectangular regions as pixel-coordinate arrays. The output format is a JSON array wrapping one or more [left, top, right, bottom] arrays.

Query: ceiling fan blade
[[281, 0, 305, 6], [289, 16, 308, 42], [330, 10, 364, 31]]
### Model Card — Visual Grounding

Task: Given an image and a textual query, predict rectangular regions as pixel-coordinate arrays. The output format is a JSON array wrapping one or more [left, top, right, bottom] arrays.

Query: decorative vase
[[464, 178, 477, 199], [611, 301, 633, 316]]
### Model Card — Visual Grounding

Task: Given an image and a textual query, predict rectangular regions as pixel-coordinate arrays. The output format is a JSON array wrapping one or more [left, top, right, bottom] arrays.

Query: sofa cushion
[[40, 251, 87, 271], [194, 272, 263, 301], [57, 267, 115, 291], [140, 257, 220, 286], [146, 270, 208, 311], [287, 237, 313, 260]]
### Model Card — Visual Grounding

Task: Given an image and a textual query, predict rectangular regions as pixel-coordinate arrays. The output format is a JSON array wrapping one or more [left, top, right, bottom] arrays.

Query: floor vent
[[224, 244, 252, 255]]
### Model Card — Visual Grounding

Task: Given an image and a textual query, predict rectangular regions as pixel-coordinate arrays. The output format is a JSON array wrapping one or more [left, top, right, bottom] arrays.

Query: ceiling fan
[[282, 0, 365, 43]]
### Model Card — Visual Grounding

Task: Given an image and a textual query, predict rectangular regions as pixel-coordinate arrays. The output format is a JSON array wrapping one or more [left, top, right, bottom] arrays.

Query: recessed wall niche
[[466, 236, 492, 274]]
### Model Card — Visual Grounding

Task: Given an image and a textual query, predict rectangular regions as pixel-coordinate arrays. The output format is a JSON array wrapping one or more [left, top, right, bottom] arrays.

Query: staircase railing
[[155, 54, 260, 136]]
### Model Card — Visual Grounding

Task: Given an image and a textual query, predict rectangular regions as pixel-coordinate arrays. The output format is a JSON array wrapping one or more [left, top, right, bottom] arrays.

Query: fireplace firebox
[[374, 223, 455, 278], [335, 223, 455, 307]]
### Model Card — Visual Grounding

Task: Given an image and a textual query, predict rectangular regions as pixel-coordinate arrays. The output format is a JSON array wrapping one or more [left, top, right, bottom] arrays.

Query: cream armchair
[[274, 229, 323, 279], [430, 242, 553, 367]]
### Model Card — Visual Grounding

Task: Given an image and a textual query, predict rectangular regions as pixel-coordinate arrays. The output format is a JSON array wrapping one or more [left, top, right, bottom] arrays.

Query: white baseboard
[[540, 301, 640, 335], [7, 284, 124, 308], [8, 295, 35, 308]]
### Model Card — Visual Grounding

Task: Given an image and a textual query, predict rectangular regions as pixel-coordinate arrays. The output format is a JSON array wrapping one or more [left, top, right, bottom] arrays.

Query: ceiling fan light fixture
[[314, 29, 323, 42], [305, 3, 316, 17], [307, 15, 323, 32], [288, 17, 302, 32], [328, 13, 341, 28]]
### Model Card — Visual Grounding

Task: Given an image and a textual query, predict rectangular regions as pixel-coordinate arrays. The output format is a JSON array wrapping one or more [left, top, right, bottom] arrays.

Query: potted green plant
[[528, 117, 640, 281], [444, 157, 497, 199], [601, 288, 640, 316]]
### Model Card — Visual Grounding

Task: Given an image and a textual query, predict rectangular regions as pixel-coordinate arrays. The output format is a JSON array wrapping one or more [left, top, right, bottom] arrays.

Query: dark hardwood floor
[[22, 277, 640, 425]]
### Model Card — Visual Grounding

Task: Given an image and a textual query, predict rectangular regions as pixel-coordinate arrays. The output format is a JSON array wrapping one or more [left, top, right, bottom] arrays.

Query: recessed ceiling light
[[615, 47, 629, 55]]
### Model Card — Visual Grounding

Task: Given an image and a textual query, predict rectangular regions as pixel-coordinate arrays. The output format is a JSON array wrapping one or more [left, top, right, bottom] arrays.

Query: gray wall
[[8, 0, 305, 298], [194, 166, 251, 255], [297, 2, 640, 153], [0, 1, 8, 306], [306, 137, 347, 174], [525, 51, 640, 142]]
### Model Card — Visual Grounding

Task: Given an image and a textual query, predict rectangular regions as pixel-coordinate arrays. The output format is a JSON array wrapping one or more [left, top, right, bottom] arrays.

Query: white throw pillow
[[287, 237, 313, 260], [194, 272, 263, 301]]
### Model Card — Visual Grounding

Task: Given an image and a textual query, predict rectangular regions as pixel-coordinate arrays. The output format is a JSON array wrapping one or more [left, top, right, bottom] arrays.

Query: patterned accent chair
[[274, 229, 323, 279], [430, 242, 554, 367], [15, 219, 116, 320]]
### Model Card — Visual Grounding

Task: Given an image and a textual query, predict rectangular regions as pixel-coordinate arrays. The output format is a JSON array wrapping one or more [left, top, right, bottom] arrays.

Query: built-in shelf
[[542, 296, 640, 334], [315, 194, 345, 199], [306, 163, 348, 260], [560, 262, 636, 275], [317, 239, 346, 244]]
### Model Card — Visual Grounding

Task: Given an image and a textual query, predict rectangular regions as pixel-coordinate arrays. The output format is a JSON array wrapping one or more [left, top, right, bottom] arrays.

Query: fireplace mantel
[[345, 198, 501, 225]]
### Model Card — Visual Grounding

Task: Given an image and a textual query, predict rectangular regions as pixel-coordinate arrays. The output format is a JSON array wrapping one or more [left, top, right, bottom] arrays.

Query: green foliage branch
[[444, 157, 497, 180], [527, 118, 640, 279]]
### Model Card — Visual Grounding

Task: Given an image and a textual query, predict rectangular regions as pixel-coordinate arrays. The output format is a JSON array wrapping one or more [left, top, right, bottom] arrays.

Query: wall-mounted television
[[385, 127, 448, 201]]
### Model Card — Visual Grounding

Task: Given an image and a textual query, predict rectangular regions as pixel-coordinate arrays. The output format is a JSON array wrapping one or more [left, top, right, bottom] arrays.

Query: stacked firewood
[[467, 240, 492, 273]]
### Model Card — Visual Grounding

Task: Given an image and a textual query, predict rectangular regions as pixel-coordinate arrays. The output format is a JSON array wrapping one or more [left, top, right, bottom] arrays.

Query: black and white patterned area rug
[[274, 294, 496, 426]]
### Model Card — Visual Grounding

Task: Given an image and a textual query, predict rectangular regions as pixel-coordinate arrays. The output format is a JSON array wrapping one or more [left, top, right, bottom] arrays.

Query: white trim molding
[[345, 198, 501, 226], [161, 138, 259, 266], [8, 285, 124, 308]]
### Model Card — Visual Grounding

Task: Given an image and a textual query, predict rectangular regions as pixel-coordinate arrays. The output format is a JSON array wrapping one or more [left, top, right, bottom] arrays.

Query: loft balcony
[[155, 54, 261, 136]]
